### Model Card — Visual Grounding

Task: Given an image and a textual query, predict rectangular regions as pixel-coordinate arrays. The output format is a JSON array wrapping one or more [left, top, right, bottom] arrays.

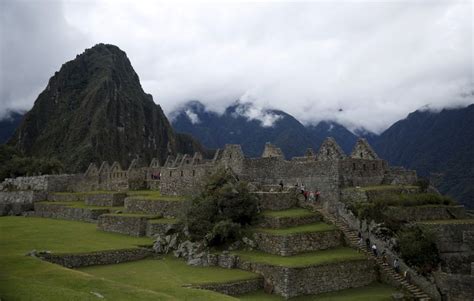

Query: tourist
[[279, 180, 284, 191], [358, 231, 362, 239], [365, 237, 371, 251], [394, 259, 400, 274], [300, 183, 305, 194], [372, 244, 378, 257], [404, 270, 411, 284], [315, 190, 320, 201], [357, 237, 363, 252]]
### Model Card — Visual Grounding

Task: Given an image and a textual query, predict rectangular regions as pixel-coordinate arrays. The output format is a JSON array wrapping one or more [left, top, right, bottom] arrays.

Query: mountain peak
[[9, 44, 204, 171]]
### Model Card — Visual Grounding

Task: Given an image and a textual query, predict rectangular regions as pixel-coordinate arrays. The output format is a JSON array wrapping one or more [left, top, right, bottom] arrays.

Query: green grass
[[263, 208, 316, 218], [256, 223, 336, 235], [36, 201, 123, 211], [233, 247, 365, 267], [127, 190, 163, 198], [0, 217, 241, 300], [357, 185, 418, 192], [102, 213, 161, 218], [79, 256, 260, 299], [148, 218, 180, 224], [52, 190, 117, 195], [238, 283, 397, 300]]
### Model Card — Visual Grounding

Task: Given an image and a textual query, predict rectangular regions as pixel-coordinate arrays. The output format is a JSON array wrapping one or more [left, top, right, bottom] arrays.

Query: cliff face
[[10, 44, 206, 171]]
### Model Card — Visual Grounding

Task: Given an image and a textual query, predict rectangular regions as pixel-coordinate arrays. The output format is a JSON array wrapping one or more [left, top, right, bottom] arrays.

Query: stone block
[[85, 193, 127, 207]]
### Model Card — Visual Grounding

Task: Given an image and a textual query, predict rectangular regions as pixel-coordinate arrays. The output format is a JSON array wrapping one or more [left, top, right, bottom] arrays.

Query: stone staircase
[[314, 206, 431, 301]]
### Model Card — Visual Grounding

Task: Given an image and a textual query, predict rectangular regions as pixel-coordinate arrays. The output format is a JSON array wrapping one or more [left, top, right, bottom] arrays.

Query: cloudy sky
[[1, 0, 472, 133]]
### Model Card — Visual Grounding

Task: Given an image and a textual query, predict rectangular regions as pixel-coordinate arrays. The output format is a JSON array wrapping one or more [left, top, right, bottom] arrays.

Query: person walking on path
[[393, 258, 400, 274], [365, 237, 371, 251], [371, 244, 378, 257], [357, 237, 364, 252]]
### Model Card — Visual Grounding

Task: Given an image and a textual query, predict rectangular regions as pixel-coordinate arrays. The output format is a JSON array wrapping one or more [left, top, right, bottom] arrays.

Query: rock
[[90, 291, 104, 299], [26, 249, 37, 257], [242, 236, 257, 248]]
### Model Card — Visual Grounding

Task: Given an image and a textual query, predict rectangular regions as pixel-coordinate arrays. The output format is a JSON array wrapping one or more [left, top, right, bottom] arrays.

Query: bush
[[372, 193, 455, 207], [185, 168, 259, 246], [416, 178, 430, 193], [0, 145, 63, 181], [397, 225, 440, 273]]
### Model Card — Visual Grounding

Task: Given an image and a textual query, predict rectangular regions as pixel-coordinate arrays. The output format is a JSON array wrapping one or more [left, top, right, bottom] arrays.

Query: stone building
[[158, 137, 417, 201]]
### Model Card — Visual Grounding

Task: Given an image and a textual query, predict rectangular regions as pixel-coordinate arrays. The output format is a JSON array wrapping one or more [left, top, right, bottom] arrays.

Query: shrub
[[397, 225, 440, 273], [185, 168, 259, 246], [416, 178, 430, 193]]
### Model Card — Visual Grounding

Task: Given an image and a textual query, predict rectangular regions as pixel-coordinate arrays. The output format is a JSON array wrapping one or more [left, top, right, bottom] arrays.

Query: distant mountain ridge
[[372, 104, 474, 208], [0, 111, 24, 144], [171, 100, 358, 158], [8, 44, 206, 172]]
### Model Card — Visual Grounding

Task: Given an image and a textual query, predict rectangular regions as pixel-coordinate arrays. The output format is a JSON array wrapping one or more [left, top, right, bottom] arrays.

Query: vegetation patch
[[396, 225, 440, 274], [256, 223, 336, 236], [185, 168, 259, 246], [148, 218, 180, 224], [263, 208, 316, 218], [234, 247, 365, 267]]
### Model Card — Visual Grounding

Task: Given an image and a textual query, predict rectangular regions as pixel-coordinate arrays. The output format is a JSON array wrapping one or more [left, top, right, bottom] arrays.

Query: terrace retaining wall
[[98, 214, 152, 236], [254, 230, 343, 256], [0, 191, 47, 216], [191, 278, 263, 296], [39, 248, 153, 268], [124, 198, 188, 218], [34, 203, 109, 222]]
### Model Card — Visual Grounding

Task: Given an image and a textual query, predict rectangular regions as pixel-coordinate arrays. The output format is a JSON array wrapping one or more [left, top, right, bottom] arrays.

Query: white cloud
[[184, 109, 200, 124], [233, 99, 283, 127], [0, 0, 472, 132]]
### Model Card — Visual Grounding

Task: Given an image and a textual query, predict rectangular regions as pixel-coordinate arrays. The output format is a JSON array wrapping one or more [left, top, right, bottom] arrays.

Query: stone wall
[[39, 248, 152, 268], [97, 214, 152, 236], [85, 193, 127, 207], [237, 258, 376, 299], [339, 159, 387, 187], [191, 278, 263, 296], [254, 230, 343, 256], [255, 192, 298, 211], [259, 213, 322, 229], [383, 167, 418, 186], [420, 222, 474, 274], [34, 203, 109, 222], [47, 193, 85, 202], [146, 220, 180, 238], [0, 191, 47, 216], [0, 175, 83, 192], [434, 271, 474, 301], [124, 198, 189, 218], [384, 205, 467, 222]]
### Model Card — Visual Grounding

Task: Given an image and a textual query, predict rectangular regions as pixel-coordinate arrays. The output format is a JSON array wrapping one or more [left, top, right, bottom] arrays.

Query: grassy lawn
[[233, 247, 366, 267], [0, 216, 243, 300], [102, 213, 161, 218], [256, 223, 336, 236], [263, 208, 317, 218], [238, 283, 397, 301], [79, 256, 260, 299]]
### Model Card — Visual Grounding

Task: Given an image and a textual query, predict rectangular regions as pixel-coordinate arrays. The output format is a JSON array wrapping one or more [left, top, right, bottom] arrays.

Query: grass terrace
[[0, 216, 253, 300], [233, 247, 366, 268], [148, 218, 180, 224], [36, 201, 124, 211], [262, 208, 317, 218], [79, 256, 260, 299], [256, 223, 336, 236], [356, 185, 419, 192], [127, 190, 187, 201]]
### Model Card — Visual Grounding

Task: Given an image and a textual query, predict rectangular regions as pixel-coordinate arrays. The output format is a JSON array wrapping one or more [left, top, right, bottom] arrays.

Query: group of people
[[292, 182, 320, 202], [357, 232, 411, 284]]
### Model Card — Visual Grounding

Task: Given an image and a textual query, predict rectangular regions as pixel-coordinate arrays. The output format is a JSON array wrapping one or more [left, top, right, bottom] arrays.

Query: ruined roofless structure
[[70, 137, 416, 202], [158, 137, 417, 201]]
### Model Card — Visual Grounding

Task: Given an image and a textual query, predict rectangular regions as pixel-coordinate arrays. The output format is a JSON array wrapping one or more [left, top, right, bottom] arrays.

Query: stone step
[[253, 223, 343, 256], [233, 248, 376, 299], [146, 218, 180, 238], [33, 202, 117, 223], [259, 208, 322, 229], [314, 207, 432, 301], [98, 213, 160, 237], [124, 196, 188, 218], [85, 192, 127, 207]]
